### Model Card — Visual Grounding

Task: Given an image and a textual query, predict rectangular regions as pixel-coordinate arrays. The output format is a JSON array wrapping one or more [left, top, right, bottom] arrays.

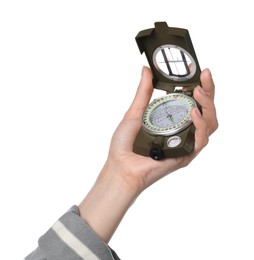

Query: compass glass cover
[[153, 44, 196, 81], [142, 93, 196, 136]]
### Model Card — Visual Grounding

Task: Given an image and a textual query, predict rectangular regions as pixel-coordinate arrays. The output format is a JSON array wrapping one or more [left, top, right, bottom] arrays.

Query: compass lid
[[136, 22, 201, 93]]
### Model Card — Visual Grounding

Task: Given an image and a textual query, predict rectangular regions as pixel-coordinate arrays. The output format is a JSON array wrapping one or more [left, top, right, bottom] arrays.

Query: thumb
[[125, 66, 154, 119]]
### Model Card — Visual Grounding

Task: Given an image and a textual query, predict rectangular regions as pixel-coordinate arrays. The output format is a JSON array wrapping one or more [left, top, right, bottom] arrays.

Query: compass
[[133, 22, 201, 160]]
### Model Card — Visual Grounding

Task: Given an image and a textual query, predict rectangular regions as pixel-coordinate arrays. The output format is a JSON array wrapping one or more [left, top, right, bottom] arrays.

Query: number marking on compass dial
[[142, 93, 196, 136]]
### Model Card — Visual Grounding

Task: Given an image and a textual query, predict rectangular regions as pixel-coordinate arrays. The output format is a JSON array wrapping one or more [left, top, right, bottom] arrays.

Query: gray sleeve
[[25, 205, 121, 260]]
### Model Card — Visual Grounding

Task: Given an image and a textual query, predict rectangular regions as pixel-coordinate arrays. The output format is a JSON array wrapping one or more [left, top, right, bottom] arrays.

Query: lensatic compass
[[133, 22, 202, 160]]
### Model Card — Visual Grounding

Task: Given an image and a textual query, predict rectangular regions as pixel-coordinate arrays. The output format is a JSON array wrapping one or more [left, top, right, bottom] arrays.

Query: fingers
[[193, 69, 218, 135], [200, 68, 215, 101], [124, 66, 154, 119], [191, 67, 218, 152], [191, 107, 209, 153]]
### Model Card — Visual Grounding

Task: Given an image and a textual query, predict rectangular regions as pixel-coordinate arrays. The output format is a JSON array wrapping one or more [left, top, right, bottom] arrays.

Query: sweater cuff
[[25, 205, 120, 260]]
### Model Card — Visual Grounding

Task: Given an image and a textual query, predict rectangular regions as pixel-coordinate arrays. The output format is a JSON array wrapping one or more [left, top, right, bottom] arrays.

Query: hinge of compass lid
[[165, 86, 194, 97]]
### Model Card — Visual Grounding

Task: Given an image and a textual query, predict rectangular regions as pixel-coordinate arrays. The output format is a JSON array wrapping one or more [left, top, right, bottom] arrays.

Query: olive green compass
[[133, 22, 201, 160]]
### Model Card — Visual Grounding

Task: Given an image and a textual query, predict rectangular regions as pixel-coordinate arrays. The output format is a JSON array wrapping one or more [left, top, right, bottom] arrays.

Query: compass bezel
[[142, 93, 196, 136]]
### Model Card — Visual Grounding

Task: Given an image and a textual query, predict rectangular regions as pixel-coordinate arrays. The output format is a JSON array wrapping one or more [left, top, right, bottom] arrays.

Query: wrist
[[78, 160, 140, 243]]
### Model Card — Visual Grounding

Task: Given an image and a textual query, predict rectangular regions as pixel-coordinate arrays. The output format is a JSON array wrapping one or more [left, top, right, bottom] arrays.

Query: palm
[[107, 66, 217, 192]]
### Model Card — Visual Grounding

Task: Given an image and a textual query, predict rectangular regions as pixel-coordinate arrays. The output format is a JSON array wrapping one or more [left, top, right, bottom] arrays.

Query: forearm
[[78, 160, 140, 243]]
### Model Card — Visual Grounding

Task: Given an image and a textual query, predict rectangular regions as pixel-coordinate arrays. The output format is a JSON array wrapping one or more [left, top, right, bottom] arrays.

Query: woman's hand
[[79, 66, 218, 243], [107, 66, 218, 192]]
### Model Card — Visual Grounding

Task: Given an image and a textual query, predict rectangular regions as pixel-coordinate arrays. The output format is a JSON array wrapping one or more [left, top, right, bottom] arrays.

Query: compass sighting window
[[153, 45, 196, 81]]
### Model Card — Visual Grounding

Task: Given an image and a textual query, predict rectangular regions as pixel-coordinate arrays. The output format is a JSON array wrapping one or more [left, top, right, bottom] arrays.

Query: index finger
[[200, 68, 215, 101]]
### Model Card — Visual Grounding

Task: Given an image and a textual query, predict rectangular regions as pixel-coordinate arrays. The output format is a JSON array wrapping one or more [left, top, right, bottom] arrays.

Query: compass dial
[[142, 93, 196, 136]]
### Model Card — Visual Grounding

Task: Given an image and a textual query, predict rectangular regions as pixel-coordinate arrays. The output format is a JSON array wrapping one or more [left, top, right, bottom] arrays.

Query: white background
[[0, 1, 253, 259]]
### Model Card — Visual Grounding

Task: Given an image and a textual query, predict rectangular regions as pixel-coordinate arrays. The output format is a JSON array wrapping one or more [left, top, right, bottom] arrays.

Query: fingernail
[[205, 68, 212, 78], [205, 68, 211, 74]]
